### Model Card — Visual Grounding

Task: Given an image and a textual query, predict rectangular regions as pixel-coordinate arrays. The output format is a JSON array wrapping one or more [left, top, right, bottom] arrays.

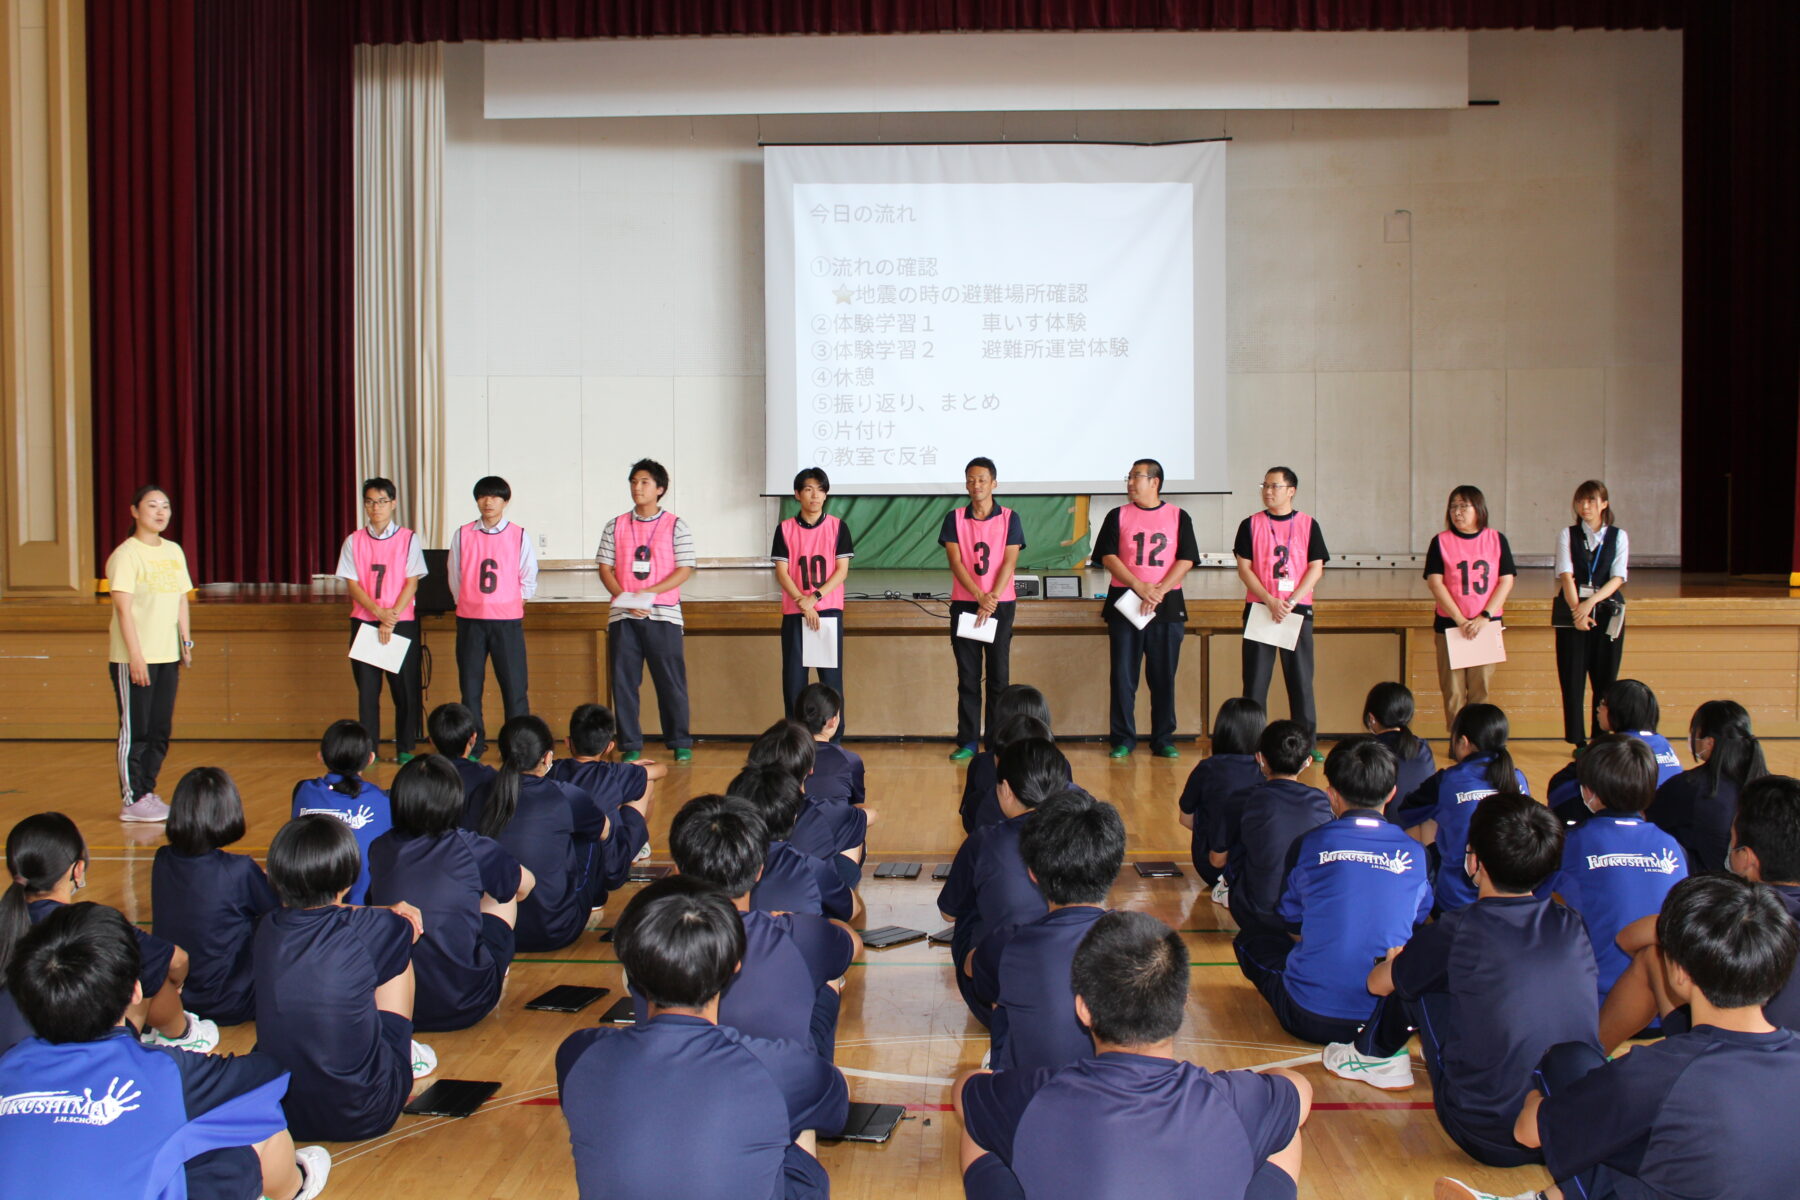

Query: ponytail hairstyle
[[1602, 679, 1660, 734], [1452, 703, 1522, 797], [1690, 700, 1768, 802], [1572, 479, 1615, 526], [0, 812, 88, 983], [746, 719, 816, 786], [480, 714, 555, 838], [321, 719, 375, 798], [1363, 682, 1423, 764]]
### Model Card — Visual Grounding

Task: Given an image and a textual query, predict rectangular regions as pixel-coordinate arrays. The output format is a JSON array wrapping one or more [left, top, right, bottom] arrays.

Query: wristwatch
[[809, 590, 822, 601]]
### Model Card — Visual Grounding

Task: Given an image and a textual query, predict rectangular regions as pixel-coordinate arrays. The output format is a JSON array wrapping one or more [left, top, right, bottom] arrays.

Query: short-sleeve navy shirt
[[29, 898, 175, 997], [466, 773, 606, 950], [1180, 753, 1263, 871], [751, 839, 854, 922], [807, 741, 866, 805], [150, 847, 279, 1024], [978, 905, 1105, 1072], [1219, 779, 1332, 931], [938, 812, 1049, 953]]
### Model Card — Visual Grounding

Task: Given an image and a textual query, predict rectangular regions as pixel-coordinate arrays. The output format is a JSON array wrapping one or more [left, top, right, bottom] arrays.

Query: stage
[[1, 568, 1794, 741]]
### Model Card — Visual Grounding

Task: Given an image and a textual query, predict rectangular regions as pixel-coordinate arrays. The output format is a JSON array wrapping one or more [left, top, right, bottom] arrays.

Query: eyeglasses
[[363, 497, 395, 506], [1449, 503, 1476, 512], [1125, 473, 1156, 482], [1260, 483, 1293, 491]]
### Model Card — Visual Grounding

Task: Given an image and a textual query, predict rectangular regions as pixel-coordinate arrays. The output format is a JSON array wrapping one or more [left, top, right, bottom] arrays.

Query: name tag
[[1276, 577, 1295, 593], [1578, 585, 1594, 598]]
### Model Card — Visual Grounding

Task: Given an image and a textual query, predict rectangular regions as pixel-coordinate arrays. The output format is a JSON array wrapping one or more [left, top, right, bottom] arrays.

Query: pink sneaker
[[120, 794, 170, 822]]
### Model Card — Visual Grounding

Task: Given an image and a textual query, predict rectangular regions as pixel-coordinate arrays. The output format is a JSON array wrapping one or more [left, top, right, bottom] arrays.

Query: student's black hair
[[1451, 703, 1523, 797], [1070, 910, 1188, 1047], [479, 714, 555, 838], [1267, 465, 1299, 488], [427, 702, 478, 757], [1657, 874, 1798, 1011], [1257, 719, 1313, 776], [0, 812, 86, 983], [746, 719, 816, 786], [1132, 458, 1165, 486], [1467, 793, 1565, 893], [1577, 734, 1657, 814], [792, 684, 843, 737], [1363, 682, 1424, 764], [629, 458, 669, 496], [390, 755, 467, 837], [1572, 479, 1615, 526], [566, 703, 619, 757], [1019, 789, 1125, 906], [792, 467, 830, 494], [1602, 678, 1660, 734], [266, 814, 362, 909], [129, 482, 168, 508], [727, 764, 806, 841], [996, 738, 1073, 810], [1209, 697, 1266, 757], [362, 477, 397, 502], [1324, 736, 1397, 809], [992, 714, 1052, 756], [613, 875, 745, 1009], [1732, 776, 1800, 884], [669, 794, 769, 898], [1444, 484, 1490, 531], [1690, 700, 1768, 803], [8, 903, 140, 1044], [993, 684, 1053, 740], [165, 766, 247, 855], [964, 456, 997, 479], [320, 719, 374, 798], [472, 475, 512, 501]]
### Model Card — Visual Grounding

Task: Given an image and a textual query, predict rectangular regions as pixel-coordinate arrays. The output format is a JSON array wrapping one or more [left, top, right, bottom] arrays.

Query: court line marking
[[841, 1066, 957, 1087], [332, 1083, 560, 1165]]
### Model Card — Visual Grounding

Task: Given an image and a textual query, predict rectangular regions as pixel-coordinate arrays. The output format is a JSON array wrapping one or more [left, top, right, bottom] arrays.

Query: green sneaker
[[621, 750, 642, 763], [1311, 749, 1325, 764], [1108, 745, 1132, 760], [395, 752, 417, 765], [1155, 745, 1180, 760], [673, 747, 693, 764], [948, 745, 976, 761]]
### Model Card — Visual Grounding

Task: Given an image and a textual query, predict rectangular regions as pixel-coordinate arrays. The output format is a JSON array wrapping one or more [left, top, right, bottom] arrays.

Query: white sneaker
[[980, 1046, 992, 1070], [1211, 877, 1230, 907], [120, 794, 170, 822], [633, 841, 654, 863], [1322, 1041, 1413, 1090], [294, 1145, 332, 1199], [142, 1012, 219, 1054], [410, 1039, 438, 1079], [1434, 1180, 1541, 1200]]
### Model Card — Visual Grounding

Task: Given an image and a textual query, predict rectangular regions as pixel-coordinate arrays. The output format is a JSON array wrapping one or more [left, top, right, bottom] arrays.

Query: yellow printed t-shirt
[[107, 537, 192, 663]]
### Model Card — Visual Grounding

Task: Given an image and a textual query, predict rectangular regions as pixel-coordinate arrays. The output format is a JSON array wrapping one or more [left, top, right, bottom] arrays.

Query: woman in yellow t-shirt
[[107, 485, 193, 822]]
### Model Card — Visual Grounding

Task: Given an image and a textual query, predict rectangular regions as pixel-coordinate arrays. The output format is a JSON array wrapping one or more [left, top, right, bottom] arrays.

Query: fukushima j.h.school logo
[[1453, 788, 1498, 807], [0, 1077, 141, 1126], [1317, 848, 1416, 875], [1584, 847, 1682, 875], [301, 804, 379, 830]]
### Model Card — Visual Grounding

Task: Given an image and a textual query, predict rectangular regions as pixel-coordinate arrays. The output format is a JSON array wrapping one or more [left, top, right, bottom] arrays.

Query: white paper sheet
[[1444, 621, 1507, 670], [1112, 589, 1157, 630], [1243, 603, 1304, 651], [610, 591, 655, 611], [349, 623, 412, 674], [955, 611, 998, 643], [802, 616, 840, 668]]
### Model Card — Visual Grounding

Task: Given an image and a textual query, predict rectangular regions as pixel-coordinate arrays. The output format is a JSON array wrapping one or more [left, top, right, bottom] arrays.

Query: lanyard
[[1269, 513, 1301, 578], [1583, 526, 1606, 589]]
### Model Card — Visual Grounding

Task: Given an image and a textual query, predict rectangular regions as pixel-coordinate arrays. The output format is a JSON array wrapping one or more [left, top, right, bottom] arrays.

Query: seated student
[[1361, 682, 1437, 812], [732, 763, 858, 923], [794, 683, 865, 804], [957, 910, 1311, 1200], [1392, 703, 1529, 913], [0, 903, 331, 1200], [290, 719, 391, 905], [1330, 795, 1598, 1168], [254, 815, 433, 1142], [752, 718, 871, 894], [960, 685, 1067, 833], [1179, 697, 1266, 888], [659, 798, 859, 1056], [1599, 774, 1800, 1050], [939, 740, 1064, 1024], [1210, 720, 1331, 937], [557, 878, 849, 1200], [152, 767, 279, 1025], [466, 714, 611, 951], [4, 811, 215, 1053], [1551, 735, 1688, 1004], [1545, 679, 1683, 822], [971, 789, 1125, 1071], [1647, 699, 1768, 873], [1441, 874, 1800, 1200], [548, 702, 657, 884], [428, 701, 497, 801], [368, 755, 533, 1032], [1235, 737, 1432, 1048]]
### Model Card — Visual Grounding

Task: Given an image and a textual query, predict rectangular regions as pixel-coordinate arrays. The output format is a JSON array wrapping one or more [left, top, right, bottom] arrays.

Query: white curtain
[[354, 43, 445, 546]]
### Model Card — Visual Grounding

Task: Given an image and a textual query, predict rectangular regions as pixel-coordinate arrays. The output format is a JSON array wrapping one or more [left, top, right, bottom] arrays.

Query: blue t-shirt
[[151, 847, 279, 1025], [1373, 731, 1437, 813], [291, 773, 393, 905], [367, 828, 522, 1032], [962, 1052, 1302, 1200], [751, 840, 854, 922], [1180, 752, 1263, 873], [1277, 814, 1433, 1020], [1546, 731, 1684, 818], [973, 905, 1105, 1072], [1539, 1026, 1800, 1200], [789, 795, 868, 863], [1218, 778, 1332, 932], [28, 899, 175, 998], [1392, 895, 1598, 1138], [547, 757, 651, 892], [1647, 766, 1738, 875], [807, 741, 865, 805], [938, 812, 1049, 967], [1552, 814, 1688, 999], [466, 773, 608, 951], [0, 1026, 288, 1199], [252, 904, 415, 1142], [1395, 755, 1531, 911], [557, 1013, 848, 1200]]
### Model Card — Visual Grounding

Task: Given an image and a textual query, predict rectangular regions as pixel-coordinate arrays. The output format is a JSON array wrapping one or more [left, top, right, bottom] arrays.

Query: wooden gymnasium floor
[[12, 735, 1800, 1199]]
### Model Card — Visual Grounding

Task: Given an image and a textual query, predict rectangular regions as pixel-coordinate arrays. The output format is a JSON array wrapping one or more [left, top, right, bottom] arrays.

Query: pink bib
[[1244, 511, 1316, 606], [1112, 503, 1182, 587], [780, 515, 846, 615], [951, 506, 1016, 603], [350, 526, 417, 622], [614, 512, 681, 605], [456, 522, 526, 619], [1433, 528, 1505, 621]]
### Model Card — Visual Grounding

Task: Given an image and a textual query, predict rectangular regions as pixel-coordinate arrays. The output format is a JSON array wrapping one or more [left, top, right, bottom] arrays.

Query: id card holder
[[1276, 577, 1295, 594], [1578, 585, 1595, 599]]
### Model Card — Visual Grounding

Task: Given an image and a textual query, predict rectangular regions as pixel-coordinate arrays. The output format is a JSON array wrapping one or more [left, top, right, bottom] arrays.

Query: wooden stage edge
[[4, 568, 1797, 741]]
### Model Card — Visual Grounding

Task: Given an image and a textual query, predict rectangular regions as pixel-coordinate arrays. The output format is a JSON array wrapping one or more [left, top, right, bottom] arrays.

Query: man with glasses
[[336, 477, 429, 762], [1236, 467, 1330, 750], [1093, 459, 1198, 759]]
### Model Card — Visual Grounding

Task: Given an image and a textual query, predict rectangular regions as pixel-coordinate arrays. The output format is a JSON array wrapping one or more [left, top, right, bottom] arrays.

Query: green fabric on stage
[[776, 495, 1091, 571]]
